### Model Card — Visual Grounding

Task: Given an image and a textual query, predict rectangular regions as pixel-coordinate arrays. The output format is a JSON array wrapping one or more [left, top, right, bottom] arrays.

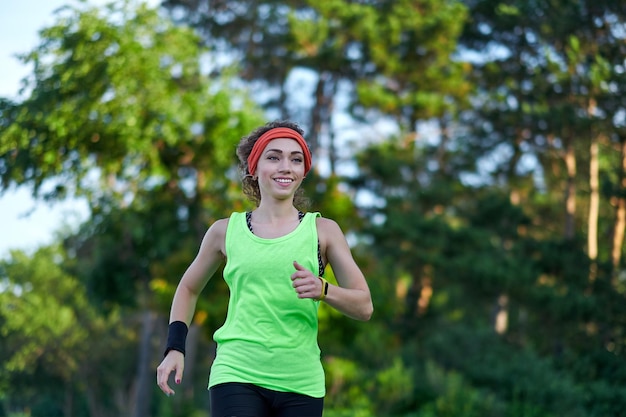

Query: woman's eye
[[292, 157, 303, 163]]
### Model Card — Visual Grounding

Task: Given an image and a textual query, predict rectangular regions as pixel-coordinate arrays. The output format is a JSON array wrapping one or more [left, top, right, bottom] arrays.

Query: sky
[[0, 0, 158, 257]]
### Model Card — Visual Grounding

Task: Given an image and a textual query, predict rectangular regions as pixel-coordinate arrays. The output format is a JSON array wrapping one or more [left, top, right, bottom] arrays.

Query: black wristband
[[164, 321, 188, 357]]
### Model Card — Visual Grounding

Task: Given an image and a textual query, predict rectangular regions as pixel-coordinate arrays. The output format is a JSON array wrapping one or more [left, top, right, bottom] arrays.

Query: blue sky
[[0, 0, 158, 257]]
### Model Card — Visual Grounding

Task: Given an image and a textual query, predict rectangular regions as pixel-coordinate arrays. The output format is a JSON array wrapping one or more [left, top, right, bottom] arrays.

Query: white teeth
[[275, 178, 293, 183]]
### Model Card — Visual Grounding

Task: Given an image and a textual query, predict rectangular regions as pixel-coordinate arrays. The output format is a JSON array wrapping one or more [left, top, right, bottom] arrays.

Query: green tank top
[[208, 211, 325, 397]]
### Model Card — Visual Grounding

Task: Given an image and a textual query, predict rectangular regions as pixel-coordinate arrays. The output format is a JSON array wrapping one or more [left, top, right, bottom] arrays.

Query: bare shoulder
[[316, 216, 346, 244], [208, 217, 229, 236], [201, 217, 230, 256], [316, 216, 342, 231]]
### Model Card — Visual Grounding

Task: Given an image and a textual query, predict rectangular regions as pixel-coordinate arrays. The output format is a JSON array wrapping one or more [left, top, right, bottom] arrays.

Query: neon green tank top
[[208, 211, 325, 397]]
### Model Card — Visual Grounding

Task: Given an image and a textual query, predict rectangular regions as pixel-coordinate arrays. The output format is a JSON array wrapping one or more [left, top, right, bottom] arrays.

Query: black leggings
[[209, 382, 324, 417]]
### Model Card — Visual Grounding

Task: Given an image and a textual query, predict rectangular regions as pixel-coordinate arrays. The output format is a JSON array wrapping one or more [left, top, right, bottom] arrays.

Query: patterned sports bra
[[245, 211, 326, 276]]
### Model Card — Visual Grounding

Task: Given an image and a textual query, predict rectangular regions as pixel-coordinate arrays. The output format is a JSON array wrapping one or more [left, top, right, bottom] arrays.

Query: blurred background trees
[[1, 0, 626, 416]]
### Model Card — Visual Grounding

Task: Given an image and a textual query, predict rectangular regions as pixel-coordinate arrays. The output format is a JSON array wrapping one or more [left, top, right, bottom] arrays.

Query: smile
[[274, 178, 293, 183]]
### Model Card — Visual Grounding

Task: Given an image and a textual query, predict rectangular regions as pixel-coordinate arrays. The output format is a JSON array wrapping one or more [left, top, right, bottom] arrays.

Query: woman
[[156, 120, 373, 417]]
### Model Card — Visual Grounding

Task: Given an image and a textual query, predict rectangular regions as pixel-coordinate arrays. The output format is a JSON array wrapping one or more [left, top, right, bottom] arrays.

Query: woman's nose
[[278, 159, 291, 172]]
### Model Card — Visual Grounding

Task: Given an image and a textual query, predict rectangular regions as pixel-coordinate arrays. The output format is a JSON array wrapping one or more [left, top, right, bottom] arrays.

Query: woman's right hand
[[156, 350, 185, 396]]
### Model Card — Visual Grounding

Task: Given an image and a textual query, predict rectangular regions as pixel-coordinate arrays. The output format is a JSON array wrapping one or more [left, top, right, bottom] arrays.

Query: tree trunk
[[280, 82, 289, 121], [611, 138, 626, 283], [132, 310, 156, 417], [310, 72, 337, 175], [612, 196, 626, 284], [588, 135, 599, 281], [564, 138, 577, 239], [84, 386, 101, 417], [310, 75, 325, 157], [437, 117, 450, 174], [492, 294, 509, 334], [326, 91, 336, 175], [182, 323, 201, 403], [64, 381, 74, 417]]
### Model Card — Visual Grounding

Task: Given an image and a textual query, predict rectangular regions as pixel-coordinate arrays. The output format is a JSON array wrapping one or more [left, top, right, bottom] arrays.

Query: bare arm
[[168, 219, 227, 324], [319, 218, 373, 321], [291, 217, 373, 321], [157, 218, 227, 396]]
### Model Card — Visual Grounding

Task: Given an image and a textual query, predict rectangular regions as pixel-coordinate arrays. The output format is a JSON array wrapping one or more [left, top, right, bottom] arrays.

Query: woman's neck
[[253, 200, 298, 223]]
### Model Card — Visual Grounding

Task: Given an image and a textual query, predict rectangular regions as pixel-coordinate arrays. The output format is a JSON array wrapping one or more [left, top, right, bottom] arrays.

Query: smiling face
[[255, 138, 306, 202]]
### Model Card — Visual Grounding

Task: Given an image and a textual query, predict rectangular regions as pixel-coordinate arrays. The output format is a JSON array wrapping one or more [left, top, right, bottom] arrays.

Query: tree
[[459, 0, 626, 265], [0, 1, 263, 415], [0, 0, 260, 211], [341, 1, 626, 413], [0, 246, 135, 417], [162, 0, 471, 174]]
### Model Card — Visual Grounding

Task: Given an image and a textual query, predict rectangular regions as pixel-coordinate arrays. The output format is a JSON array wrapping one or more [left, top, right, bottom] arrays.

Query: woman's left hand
[[291, 260, 324, 300]]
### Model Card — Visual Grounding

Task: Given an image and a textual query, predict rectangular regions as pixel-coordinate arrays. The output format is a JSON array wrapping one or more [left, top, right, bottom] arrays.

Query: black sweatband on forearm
[[164, 321, 188, 357]]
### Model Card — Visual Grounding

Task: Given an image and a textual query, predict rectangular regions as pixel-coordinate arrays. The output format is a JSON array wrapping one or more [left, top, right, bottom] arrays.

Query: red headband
[[247, 127, 312, 176]]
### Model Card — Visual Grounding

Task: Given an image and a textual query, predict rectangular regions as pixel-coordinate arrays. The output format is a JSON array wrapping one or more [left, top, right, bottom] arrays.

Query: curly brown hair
[[236, 120, 310, 209]]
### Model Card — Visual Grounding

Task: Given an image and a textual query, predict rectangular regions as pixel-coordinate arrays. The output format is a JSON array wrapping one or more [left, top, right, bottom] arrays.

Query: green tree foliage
[[350, 127, 626, 415], [0, 0, 263, 309], [0, 0, 261, 207], [458, 0, 626, 237], [3, 0, 626, 416], [0, 246, 134, 416], [0, 1, 263, 415], [162, 0, 471, 170], [446, 4, 626, 413]]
